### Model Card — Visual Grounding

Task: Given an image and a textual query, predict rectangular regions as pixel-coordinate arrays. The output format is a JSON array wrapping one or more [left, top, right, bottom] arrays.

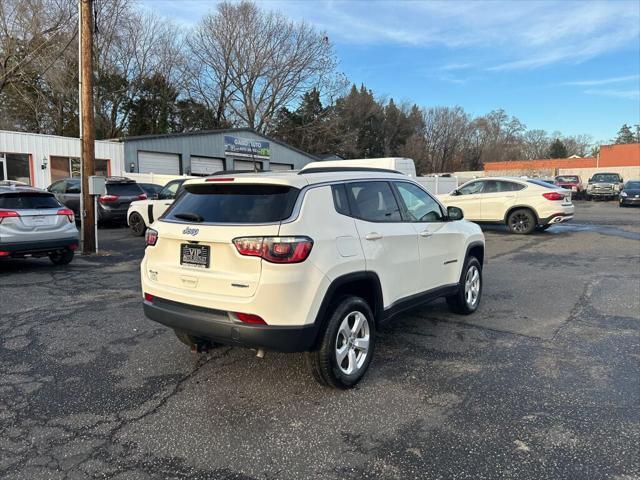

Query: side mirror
[[450, 189, 459, 196], [447, 206, 464, 221]]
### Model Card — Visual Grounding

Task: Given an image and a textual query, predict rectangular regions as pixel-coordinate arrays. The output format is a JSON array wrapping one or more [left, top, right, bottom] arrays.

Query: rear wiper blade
[[174, 212, 203, 222]]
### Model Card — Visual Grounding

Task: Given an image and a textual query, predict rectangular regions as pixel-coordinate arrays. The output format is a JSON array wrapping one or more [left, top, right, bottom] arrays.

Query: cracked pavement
[[0, 201, 639, 479]]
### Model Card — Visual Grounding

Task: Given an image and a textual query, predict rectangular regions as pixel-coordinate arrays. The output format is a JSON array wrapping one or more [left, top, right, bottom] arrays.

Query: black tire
[[306, 296, 375, 389], [507, 208, 536, 234], [585, 195, 591, 201], [173, 329, 218, 352], [129, 212, 146, 236], [619, 202, 625, 207], [447, 256, 482, 315], [49, 249, 74, 265]]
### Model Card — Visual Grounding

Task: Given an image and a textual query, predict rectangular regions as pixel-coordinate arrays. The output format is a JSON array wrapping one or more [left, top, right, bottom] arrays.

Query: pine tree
[[615, 124, 636, 144], [548, 138, 568, 158]]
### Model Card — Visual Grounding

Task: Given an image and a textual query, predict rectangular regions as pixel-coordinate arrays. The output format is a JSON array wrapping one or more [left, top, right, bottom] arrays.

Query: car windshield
[[107, 183, 143, 196], [556, 176, 578, 183], [0, 192, 61, 209], [527, 179, 556, 188], [624, 181, 640, 189], [165, 183, 300, 223], [592, 174, 620, 183]]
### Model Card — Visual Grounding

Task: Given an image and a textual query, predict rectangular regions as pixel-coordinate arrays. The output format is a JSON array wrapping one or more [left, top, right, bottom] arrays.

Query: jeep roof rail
[[207, 169, 267, 176], [298, 166, 403, 175]]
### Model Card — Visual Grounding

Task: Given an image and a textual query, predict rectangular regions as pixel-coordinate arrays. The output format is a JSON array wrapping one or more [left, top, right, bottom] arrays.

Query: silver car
[[0, 185, 79, 265]]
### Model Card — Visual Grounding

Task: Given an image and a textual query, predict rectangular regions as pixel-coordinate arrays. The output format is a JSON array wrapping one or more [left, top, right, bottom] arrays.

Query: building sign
[[224, 136, 270, 159]]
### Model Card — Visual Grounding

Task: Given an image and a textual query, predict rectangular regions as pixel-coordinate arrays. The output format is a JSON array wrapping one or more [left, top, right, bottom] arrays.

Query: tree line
[[1, 0, 636, 174]]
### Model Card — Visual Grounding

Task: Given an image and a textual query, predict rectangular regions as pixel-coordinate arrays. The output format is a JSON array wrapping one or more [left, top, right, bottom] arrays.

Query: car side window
[[394, 182, 444, 222], [457, 181, 485, 195], [345, 181, 401, 222], [49, 181, 65, 193], [331, 184, 350, 216], [66, 180, 81, 194], [483, 180, 525, 193], [159, 180, 181, 200]]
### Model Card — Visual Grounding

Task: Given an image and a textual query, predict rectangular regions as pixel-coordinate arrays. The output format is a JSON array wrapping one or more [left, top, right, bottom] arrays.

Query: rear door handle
[[365, 232, 383, 241], [419, 230, 433, 237]]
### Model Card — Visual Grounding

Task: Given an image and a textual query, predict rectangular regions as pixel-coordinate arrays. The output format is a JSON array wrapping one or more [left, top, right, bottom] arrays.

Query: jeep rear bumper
[[143, 296, 318, 352]]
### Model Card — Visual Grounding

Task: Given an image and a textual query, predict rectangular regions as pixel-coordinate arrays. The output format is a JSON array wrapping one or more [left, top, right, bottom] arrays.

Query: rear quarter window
[[0, 192, 61, 209], [164, 183, 299, 224]]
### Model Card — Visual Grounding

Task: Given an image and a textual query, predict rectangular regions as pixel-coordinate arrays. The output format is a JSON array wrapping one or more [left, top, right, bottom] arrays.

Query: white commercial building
[[0, 130, 124, 190]]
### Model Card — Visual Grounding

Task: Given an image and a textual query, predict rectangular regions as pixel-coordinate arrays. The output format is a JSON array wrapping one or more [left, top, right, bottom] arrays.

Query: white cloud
[[583, 89, 640, 100], [563, 75, 640, 87]]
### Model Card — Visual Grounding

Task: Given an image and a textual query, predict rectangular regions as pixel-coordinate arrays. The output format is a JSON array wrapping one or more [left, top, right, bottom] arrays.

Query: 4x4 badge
[[183, 227, 199, 236]]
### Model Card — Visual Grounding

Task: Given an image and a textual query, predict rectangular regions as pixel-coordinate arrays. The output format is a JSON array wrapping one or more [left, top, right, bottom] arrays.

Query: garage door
[[138, 151, 180, 175], [234, 159, 263, 171], [269, 162, 293, 171], [191, 156, 224, 176]]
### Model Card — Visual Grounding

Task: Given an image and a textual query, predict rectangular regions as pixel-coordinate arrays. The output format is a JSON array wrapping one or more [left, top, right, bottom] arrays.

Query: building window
[[50, 156, 110, 182], [0, 153, 30, 184]]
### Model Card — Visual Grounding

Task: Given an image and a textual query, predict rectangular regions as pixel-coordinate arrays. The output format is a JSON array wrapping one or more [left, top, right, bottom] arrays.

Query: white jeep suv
[[141, 167, 485, 388]]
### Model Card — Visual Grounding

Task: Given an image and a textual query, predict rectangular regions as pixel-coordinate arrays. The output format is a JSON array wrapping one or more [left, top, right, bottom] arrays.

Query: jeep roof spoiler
[[298, 167, 403, 175]]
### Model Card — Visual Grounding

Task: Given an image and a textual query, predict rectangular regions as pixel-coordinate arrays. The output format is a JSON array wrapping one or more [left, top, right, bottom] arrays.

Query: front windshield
[[624, 181, 640, 189], [556, 176, 578, 183], [592, 174, 620, 183]]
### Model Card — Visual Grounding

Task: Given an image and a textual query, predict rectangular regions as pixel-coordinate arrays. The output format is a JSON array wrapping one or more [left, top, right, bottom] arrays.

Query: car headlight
[[587, 184, 594, 191], [620, 191, 628, 197], [613, 185, 620, 191]]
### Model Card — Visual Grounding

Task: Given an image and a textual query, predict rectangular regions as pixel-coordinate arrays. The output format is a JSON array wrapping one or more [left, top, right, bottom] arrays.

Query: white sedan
[[438, 177, 574, 234]]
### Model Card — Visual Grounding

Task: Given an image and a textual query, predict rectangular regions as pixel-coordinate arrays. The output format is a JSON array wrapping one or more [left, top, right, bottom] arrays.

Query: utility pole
[[79, 0, 96, 254]]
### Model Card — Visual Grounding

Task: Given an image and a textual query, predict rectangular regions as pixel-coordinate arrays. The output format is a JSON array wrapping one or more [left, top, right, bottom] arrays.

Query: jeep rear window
[[0, 192, 61, 209], [164, 184, 299, 224], [107, 183, 143, 196]]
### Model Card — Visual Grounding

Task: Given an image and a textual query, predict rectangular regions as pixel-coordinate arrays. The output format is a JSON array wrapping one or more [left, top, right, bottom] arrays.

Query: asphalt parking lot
[[1, 201, 639, 480]]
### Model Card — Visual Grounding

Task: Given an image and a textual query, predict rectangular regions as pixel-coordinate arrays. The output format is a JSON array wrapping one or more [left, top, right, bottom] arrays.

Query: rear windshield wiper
[[173, 212, 203, 222]]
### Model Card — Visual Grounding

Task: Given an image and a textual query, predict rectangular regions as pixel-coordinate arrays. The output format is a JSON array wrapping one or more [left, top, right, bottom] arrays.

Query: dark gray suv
[[48, 177, 147, 224]]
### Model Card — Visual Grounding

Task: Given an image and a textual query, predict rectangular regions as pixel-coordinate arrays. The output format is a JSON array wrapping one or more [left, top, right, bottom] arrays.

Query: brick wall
[[599, 143, 640, 167], [484, 157, 597, 172]]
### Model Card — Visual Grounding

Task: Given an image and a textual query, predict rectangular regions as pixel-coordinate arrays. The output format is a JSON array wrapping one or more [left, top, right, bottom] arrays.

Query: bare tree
[[522, 129, 550, 159], [187, 1, 337, 133]]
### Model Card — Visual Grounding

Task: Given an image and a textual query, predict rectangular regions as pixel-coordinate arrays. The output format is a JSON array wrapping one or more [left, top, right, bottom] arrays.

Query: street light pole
[[79, 0, 96, 254]]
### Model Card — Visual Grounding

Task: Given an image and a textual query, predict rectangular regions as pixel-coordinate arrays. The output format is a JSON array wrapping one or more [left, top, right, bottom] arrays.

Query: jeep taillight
[[233, 236, 313, 263], [145, 228, 158, 246], [0, 210, 20, 223]]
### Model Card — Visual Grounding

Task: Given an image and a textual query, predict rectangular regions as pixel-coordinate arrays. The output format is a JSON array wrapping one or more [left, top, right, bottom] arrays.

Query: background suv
[[141, 168, 484, 389], [48, 177, 147, 224], [438, 177, 574, 234], [127, 178, 187, 236], [0, 185, 78, 264]]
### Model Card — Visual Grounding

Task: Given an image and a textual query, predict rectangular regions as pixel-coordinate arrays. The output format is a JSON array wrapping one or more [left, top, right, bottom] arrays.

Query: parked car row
[[47, 177, 155, 224]]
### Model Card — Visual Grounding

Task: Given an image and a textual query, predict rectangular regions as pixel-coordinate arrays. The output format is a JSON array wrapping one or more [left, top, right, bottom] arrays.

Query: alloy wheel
[[465, 265, 481, 307], [510, 213, 531, 233], [335, 311, 370, 375]]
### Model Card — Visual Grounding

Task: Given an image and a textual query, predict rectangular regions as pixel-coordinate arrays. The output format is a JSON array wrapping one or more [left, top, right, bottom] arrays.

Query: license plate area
[[180, 243, 210, 269]]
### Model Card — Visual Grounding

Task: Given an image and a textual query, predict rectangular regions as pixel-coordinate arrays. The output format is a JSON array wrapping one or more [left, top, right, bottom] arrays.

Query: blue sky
[[141, 0, 640, 142]]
